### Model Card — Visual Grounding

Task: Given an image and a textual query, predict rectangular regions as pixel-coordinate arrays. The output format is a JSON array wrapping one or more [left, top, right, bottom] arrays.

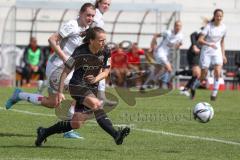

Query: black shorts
[[74, 101, 92, 113], [69, 83, 98, 113], [187, 50, 200, 68]]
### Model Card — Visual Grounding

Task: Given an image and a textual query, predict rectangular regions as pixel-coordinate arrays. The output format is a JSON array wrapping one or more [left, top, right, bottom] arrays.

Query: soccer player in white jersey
[[151, 21, 183, 89], [93, 0, 117, 106], [198, 9, 227, 101], [5, 3, 96, 138]]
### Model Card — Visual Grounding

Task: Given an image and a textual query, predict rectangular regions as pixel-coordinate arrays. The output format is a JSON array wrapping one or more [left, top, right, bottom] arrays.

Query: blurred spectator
[[127, 42, 145, 87], [22, 37, 45, 86], [111, 45, 129, 87]]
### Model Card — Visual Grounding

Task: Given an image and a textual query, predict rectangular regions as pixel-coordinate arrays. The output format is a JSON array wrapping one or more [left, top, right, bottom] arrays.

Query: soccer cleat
[[63, 130, 84, 139], [114, 127, 130, 145], [35, 127, 47, 147], [210, 95, 217, 101], [180, 89, 190, 97], [5, 88, 22, 109]]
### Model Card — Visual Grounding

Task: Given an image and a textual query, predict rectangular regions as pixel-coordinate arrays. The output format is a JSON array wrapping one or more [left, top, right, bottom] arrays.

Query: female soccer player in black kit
[[35, 27, 130, 147], [180, 29, 202, 99]]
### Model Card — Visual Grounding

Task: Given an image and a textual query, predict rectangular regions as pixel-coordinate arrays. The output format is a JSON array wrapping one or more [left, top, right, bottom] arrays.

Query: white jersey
[[94, 9, 106, 91], [154, 30, 183, 57], [94, 9, 104, 28], [49, 19, 87, 66], [200, 22, 226, 55]]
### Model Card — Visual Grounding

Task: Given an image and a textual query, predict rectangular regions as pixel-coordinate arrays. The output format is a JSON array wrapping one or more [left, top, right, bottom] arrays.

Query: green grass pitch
[[0, 87, 240, 160]]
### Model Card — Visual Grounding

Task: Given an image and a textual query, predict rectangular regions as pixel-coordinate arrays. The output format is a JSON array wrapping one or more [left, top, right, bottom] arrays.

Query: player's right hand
[[193, 45, 200, 54], [56, 92, 65, 107], [208, 43, 217, 49]]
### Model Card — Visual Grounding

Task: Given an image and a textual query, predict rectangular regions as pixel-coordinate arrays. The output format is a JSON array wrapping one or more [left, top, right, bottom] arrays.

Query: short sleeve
[[102, 47, 111, 68], [64, 48, 78, 70], [58, 20, 76, 38], [201, 23, 210, 36], [223, 25, 227, 38], [64, 56, 75, 70], [161, 30, 170, 38]]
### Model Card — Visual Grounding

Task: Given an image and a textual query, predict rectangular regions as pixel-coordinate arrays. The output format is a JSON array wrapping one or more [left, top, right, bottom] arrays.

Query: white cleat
[[180, 90, 190, 97]]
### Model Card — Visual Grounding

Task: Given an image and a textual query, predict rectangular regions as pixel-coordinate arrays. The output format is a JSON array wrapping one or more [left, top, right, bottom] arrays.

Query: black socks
[[44, 121, 73, 137], [185, 76, 197, 90], [94, 109, 118, 138]]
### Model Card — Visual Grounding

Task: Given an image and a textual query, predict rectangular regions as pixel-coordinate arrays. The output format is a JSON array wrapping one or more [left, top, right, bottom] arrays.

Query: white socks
[[212, 79, 219, 97], [19, 92, 43, 105]]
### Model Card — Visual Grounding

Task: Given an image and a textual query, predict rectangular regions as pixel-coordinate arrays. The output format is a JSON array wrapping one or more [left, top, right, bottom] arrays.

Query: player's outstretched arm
[[48, 33, 69, 62], [221, 37, 227, 64]]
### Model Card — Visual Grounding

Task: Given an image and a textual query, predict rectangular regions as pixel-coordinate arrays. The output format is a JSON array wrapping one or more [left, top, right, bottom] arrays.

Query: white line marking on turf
[[1, 107, 240, 147], [133, 128, 240, 146], [0, 107, 55, 117], [0, 107, 134, 127]]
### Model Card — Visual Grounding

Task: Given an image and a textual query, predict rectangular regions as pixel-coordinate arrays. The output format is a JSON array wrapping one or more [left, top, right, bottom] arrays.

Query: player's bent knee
[[92, 99, 103, 111], [84, 97, 102, 111]]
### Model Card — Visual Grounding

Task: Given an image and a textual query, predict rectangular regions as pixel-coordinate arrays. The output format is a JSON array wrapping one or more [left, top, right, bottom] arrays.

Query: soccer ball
[[193, 102, 214, 123]]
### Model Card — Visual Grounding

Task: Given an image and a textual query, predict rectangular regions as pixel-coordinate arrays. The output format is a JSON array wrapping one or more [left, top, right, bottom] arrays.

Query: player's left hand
[[84, 75, 96, 84]]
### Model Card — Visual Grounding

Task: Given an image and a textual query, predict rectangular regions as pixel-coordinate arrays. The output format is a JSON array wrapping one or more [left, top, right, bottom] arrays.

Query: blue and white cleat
[[5, 88, 22, 110], [63, 130, 84, 139]]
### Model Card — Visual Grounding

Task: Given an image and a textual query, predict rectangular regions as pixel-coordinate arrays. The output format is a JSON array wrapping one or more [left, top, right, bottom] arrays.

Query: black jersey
[[65, 43, 110, 86], [188, 31, 201, 55], [187, 31, 201, 67]]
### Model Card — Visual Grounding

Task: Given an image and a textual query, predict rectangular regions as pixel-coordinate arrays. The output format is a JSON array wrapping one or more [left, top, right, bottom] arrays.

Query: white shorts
[[200, 53, 223, 69], [46, 57, 73, 94], [98, 79, 106, 91], [154, 47, 171, 65], [154, 54, 169, 65]]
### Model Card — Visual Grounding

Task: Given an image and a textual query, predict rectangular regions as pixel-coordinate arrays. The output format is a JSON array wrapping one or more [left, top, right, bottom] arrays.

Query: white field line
[[0, 107, 133, 127], [0, 107, 55, 117], [133, 128, 240, 146], [1, 107, 240, 147], [2, 159, 67, 160]]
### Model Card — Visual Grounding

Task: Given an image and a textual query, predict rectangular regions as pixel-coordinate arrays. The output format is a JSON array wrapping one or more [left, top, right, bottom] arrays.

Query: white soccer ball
[[193, 102, 214, 123]]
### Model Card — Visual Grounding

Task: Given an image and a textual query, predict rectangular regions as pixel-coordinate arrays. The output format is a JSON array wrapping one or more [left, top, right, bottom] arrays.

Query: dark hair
[[83, 27, 105, 44], [211, 8, 224, 22], [95, 0, 103, 8], [80, 3, 95, 13]]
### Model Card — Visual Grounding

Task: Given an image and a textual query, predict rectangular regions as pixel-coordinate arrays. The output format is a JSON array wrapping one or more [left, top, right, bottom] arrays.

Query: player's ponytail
[[95, 0, 101, 8], [83, 27, 105, 44]]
